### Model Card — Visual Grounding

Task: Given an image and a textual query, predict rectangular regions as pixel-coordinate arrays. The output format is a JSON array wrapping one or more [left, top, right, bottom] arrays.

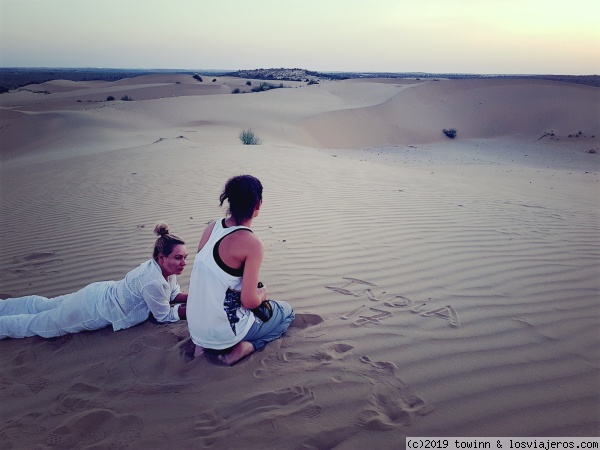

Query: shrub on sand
[[121, 95, 133, 101], [443, 128, 457, 139], [251, 82, 285, 93], [106, 95, 115, 101], [239, 129, 261, 145]]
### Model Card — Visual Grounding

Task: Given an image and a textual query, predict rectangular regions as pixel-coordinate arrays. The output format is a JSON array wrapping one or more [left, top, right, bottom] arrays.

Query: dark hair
[[153, 222, 185, 261], [219, 175, 263, 225]]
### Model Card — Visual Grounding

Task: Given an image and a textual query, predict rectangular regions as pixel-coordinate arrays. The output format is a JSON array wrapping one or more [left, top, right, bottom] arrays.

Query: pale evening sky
[[0, 0, 598, 75]]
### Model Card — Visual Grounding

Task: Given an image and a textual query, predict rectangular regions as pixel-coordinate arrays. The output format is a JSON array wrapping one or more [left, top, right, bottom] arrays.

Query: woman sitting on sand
[[187, 175, 295, 365], [0, 223, 188, 339]]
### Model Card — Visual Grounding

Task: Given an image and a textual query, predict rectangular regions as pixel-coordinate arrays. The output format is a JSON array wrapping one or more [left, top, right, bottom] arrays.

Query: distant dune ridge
[[0, 70, 598, 448], [1, 73, 598, 159]]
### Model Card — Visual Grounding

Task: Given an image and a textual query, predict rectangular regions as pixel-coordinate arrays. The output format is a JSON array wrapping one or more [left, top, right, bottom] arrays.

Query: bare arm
[[198, 221, 217, 252], [172, 294, 187, 319], [240, 237, 266, 310], [143, 283, 180, 323]]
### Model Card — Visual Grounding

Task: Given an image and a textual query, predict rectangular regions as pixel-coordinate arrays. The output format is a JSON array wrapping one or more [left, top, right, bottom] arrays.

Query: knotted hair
[[153, 222, 185, 260]]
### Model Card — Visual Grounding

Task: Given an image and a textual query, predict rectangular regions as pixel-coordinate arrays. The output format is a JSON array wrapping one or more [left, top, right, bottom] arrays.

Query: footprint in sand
[[23, 376, 50, 394], [358, 355, 435, 430], [191, 410, 229, 439], [310, 342, 354, 363], [301, 425, 361, 450], [253, 341, 354, 378], [190, 386, 316, 446], [223, 385, 315, 421], [50, 382, 100, 414], [0, 413, 49, 449], [44, 409, 143, 449], [289, 313, 324, 329]]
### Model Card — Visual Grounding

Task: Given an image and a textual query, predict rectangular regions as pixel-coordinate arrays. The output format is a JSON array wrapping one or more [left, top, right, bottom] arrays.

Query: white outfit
[[187, 219, 255, 350], [97, 259, 181, 330], [0, 259, 181, 339]]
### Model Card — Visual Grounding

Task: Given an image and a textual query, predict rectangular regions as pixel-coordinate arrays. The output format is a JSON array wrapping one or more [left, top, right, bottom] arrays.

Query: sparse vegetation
[[121, 95, 133, 101], [443, 128, 457, 139], [246, 80, 252, 86], [239, 129, 261, 145], [106, 95, 115, 101], [251, 82, 285, 93], [1, 69, 599, 93], [232, 88, 241, 94], [193, 74, 203, 82], [212, 78, 217, 82], [222, 68, 343, 83]]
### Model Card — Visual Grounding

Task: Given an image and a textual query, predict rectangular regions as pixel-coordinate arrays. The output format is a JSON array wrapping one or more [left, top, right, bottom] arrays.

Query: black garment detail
[[213, 223, 253, 277], [223, 287, 242, 335], [251, 300, 273, 323]]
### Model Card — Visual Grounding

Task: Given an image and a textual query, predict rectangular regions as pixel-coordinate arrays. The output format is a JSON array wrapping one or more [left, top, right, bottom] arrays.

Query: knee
[[274, 301, 295, 321]]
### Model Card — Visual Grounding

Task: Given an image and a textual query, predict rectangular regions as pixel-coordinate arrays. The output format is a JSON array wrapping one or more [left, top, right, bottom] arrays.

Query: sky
[[0, 0, 598, 75]]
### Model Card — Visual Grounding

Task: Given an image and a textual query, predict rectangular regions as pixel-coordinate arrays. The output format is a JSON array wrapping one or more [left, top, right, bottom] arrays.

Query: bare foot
[[219, 341, 255, 365]]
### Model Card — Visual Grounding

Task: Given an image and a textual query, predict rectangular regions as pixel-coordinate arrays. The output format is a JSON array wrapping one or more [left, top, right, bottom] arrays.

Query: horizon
[[1, 67, 598, 77], [1, 0, 599, 76]]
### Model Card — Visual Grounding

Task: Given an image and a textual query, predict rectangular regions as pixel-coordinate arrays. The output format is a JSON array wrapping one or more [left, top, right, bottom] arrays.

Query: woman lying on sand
[[0, 223, 188, 339], [187, 175, 295, 365]]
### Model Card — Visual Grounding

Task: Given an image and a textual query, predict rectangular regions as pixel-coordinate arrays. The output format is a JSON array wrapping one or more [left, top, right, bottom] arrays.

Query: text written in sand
[[326, 277, 460, 328]]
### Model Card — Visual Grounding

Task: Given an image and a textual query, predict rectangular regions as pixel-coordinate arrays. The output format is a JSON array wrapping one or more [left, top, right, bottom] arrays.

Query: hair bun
[[154, 222, 170, 237]]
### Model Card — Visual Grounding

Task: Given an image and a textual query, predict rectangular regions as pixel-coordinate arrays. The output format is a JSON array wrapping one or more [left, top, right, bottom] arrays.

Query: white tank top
[[187, 219, 255, 349]]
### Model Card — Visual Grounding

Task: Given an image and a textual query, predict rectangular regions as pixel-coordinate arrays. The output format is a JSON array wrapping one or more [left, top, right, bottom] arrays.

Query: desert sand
[[0, 74, 599, 448]]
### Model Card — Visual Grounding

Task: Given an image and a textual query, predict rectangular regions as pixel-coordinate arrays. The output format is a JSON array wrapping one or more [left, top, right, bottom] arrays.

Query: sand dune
[[0, 75, 598, 448], [302, 79, 600, 148], [2, 78, 598, 161]]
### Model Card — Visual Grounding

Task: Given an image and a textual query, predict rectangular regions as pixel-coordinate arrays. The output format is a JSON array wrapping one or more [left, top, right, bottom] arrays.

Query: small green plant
[[443, 128, 457, 139], [239, 129, 261, 145], [106, 95, 115, 101]]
